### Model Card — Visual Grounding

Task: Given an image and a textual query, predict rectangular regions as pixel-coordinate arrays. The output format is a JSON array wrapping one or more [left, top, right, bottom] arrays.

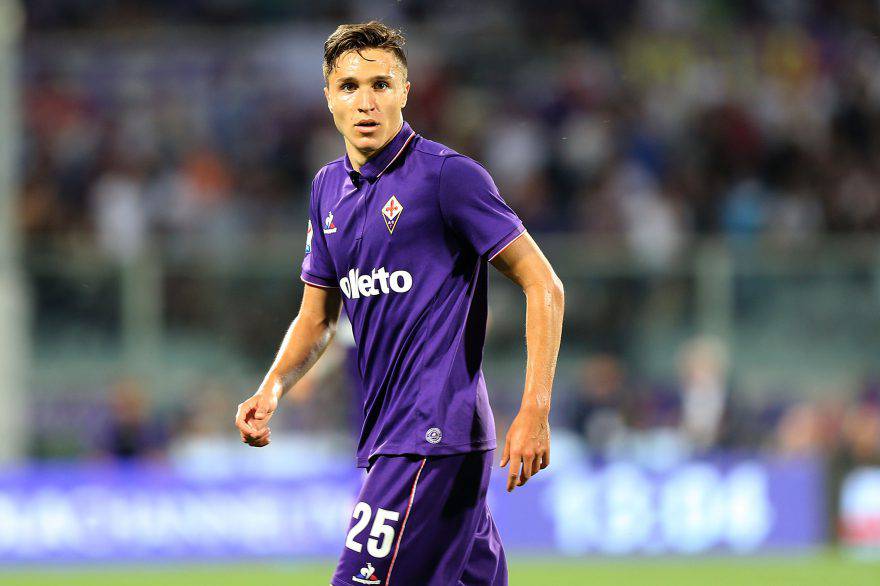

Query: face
[[324, 48, 410, 165]]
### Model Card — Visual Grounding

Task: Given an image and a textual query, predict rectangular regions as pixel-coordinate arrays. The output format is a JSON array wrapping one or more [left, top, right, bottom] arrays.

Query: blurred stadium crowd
[[43, 336, 879, 471], [22, 1, 880, 257], [16, 0, 880, 473]]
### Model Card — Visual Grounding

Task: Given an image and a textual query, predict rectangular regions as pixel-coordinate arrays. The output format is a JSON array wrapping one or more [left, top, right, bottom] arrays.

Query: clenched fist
[[235, 389, 279, 447]]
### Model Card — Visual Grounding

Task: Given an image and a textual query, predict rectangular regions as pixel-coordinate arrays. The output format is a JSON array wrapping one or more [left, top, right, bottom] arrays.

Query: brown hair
[[323, 21, 407, 81]]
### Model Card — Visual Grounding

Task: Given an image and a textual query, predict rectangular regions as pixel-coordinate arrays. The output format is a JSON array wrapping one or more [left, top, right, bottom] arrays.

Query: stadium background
[[2, 0, 880, 583]]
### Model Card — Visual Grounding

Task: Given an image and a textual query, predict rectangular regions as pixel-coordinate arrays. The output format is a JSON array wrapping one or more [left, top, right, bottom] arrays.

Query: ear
[[400, 80, 411, 109], [324, 85, 333, 113]]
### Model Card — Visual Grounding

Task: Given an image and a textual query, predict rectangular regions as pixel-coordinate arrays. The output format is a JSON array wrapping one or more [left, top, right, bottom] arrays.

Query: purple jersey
[[301, 122, 525, 467]]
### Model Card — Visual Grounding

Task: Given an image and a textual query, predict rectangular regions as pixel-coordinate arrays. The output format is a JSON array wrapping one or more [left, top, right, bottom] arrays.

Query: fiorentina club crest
[[382, 195, 403, 234]]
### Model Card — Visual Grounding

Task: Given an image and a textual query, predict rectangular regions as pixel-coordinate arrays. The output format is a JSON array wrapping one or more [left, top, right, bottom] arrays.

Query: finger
[[247, 431, 271, 447], [540, 450, 550, 470], [234, 404, 247, 429], [239, 422, 262, 439], [254, 394, 277, 422], [519, 453, 535, 486], [246, 414, 271, 435], [249, 437, 271, 448], [500, 440, 510, 468], [235, 404, 258, 435], [237, 416, 259, 436], [507, 454, 521, 492], [239, 413, 269, 441], [247, 426, 271, 441], [531, 455, 542, 477]]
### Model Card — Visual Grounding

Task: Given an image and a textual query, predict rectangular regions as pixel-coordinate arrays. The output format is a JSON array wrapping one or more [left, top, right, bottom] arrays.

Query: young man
[[235, 21, 564, 586]]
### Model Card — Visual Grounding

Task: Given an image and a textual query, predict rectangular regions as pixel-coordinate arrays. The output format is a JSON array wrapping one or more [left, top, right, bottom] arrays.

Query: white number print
[[344, 501, 401, 558], [368, 508, 401, 558], [345, 502, 372, 553]]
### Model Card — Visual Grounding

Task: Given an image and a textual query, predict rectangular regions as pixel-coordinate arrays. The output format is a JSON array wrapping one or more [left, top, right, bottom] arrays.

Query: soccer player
[[235, 21, 564, 586]]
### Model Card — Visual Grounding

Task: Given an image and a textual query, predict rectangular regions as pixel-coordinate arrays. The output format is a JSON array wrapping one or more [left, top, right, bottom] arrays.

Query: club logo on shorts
[[425, 427, 442, 444], [323, 210, 338, 234], [382, 195, 403, 234], [305, 220, 313, 254], [353, 561, 382, 585]]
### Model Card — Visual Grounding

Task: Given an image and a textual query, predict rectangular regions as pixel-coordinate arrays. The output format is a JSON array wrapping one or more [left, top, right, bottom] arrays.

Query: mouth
[[355, 120, 380, 132]]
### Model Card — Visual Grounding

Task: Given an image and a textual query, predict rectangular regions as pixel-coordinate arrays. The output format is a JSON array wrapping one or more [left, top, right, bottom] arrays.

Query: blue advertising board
[[490, 458, 824, 555], [0, 457, 824, 562]]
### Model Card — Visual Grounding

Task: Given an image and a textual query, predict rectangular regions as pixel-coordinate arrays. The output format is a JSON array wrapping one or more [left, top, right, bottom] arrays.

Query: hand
[[500, 408, 550, 492], [235, 389, 279, 447]]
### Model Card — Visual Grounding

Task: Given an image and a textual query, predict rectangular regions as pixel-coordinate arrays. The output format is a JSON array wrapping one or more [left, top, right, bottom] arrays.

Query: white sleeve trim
[[300, 276, 339, 289], [488, 229, 527, 261]]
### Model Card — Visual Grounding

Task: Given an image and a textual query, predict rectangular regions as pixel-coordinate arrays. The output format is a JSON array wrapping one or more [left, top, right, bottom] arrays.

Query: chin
[[352, 136, 382, 151]]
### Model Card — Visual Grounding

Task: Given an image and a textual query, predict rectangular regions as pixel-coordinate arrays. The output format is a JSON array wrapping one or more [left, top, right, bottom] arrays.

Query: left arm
[[490, 231, 565, 492]]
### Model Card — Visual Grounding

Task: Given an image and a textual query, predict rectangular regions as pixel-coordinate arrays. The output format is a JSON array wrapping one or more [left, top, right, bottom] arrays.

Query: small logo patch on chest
[[425, 428, 442, 444], [323, 210, 338, 234], [381, 195, 403, 234]]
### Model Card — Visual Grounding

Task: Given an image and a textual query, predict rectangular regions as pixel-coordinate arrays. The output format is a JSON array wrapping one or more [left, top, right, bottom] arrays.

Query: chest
[[319, 165, 441, 269]]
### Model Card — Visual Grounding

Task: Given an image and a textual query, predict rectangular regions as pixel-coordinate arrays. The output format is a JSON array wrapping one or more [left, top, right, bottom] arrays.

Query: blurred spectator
[[100, 377, 167, 461], [91, 158, 147, 262], [678, 336, 729, 452], [776, 402, 829, 458], [565, 354, 631, 456], [613, 161, 685, 267], [839, 401, 880, 466]]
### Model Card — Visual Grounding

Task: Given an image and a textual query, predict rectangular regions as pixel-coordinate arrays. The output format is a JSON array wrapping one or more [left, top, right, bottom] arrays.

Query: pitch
[[1, 556, 878, 586]]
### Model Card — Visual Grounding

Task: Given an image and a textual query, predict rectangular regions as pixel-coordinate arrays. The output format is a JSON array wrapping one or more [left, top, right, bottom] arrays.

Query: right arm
[[235, 283, 343, 447]]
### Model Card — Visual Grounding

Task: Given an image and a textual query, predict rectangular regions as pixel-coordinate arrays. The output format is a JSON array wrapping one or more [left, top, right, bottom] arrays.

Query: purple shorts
[[331, 449, 507, 586]]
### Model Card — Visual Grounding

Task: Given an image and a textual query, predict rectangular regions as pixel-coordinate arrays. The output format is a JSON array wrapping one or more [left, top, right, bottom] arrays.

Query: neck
[[346, 120, 404, 172]]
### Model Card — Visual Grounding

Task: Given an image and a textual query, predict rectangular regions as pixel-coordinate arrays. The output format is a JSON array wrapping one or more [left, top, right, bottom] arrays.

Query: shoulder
[[410, 136, 495, 185], [441, 153, 493, 180], [439, 155, 497, 193], [411, 135, 460, 159], [313, 156, 346, 184], [309, 157, 346, 201]]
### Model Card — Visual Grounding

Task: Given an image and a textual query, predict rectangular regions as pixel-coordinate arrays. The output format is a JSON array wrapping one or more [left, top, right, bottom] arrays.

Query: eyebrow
[[336, 75, 393, 85]]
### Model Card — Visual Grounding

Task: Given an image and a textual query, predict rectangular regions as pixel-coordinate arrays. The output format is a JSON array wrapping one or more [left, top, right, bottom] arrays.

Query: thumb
[[500, 439, 510, 468], [254, 396, 273, 420]]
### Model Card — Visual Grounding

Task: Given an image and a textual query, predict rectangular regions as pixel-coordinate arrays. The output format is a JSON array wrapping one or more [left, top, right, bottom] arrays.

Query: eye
[[375, 81, 390, 90], [341, 82, 356, 91]]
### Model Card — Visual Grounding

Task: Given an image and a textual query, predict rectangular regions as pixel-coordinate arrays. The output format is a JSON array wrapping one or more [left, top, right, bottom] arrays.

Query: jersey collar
[[344, 121, 416, 184]]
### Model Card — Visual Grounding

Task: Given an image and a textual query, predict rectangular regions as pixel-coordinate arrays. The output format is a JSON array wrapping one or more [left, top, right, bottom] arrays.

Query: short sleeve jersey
[[301, 122, 525, 467]]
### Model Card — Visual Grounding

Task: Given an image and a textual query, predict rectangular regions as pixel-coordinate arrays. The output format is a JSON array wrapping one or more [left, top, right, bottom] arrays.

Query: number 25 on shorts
[[345, 502, 401, 558]]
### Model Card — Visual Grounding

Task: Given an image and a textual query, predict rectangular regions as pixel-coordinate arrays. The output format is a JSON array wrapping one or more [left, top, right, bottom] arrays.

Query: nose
[[357, 88, 376, 113]]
